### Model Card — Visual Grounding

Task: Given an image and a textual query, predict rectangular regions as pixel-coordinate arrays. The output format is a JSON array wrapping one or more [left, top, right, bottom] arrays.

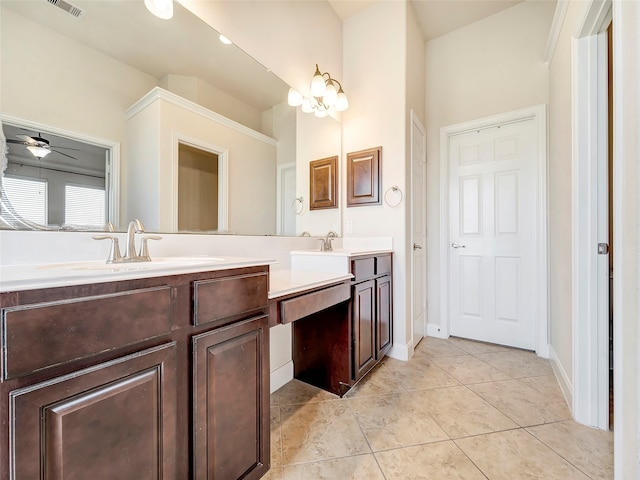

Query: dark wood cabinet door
[[376, 275, 393, 358], [10, 342, 177, 480], [352, 280, 376, 381], [192, 315, 269, 480]]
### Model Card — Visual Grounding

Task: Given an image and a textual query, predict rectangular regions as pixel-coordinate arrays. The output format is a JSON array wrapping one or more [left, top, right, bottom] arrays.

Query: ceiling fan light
[[144, 0, 173, 19], [288, 88, 303, 107], [27, 145, 51, 158]]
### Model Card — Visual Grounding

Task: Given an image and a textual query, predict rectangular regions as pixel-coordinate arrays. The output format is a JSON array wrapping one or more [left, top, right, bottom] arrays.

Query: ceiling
[[328, 0, 524, 41]]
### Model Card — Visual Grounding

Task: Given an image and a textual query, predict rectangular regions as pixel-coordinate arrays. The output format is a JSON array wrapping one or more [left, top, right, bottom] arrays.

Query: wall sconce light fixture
[[288, 64, 348, 117], [144, 0, 173, 19]]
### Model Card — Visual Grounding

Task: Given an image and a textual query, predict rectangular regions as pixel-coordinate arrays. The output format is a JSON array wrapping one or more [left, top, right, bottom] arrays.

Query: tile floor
[[266, 337, 614, 480]]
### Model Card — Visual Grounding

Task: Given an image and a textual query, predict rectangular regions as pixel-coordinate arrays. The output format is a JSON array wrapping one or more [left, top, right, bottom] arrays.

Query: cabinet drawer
[[376, 255, 391, 275], [280, 283, 351, 324], [193, 272, 268, 326], [2, 286, 172, 380], [352, 258, 375, 281]]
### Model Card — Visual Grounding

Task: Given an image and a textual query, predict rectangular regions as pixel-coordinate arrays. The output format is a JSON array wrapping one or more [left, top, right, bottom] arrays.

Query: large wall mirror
[[0, 0, 342, 236]]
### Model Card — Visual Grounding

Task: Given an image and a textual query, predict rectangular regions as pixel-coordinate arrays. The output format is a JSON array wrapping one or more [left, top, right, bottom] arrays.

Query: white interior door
[[277, 162, 296, 235], [449, 119, 537, 349], [411, 112, 427, 347]]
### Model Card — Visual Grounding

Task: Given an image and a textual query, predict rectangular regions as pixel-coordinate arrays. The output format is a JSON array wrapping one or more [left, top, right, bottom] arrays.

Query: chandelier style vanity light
[[287, 64, 349, 117]]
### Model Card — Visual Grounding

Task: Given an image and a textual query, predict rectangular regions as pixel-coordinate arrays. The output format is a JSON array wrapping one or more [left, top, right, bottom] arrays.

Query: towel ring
[[384, 186, 403, 207], [291, 196, 304, 214]]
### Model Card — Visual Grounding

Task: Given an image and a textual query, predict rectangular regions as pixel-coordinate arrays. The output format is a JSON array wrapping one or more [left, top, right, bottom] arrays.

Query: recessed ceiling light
[[219, 34, 233, 45]]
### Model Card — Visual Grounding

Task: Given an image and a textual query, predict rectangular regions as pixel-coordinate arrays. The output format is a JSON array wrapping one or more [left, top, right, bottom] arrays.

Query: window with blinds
[[2, 176, 48, 224], [65, 184, 106, 225]]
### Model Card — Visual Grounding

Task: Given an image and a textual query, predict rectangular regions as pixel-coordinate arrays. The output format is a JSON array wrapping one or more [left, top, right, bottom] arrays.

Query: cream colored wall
[[160, 74, 264, 132], [343, 1, 412, 356], [546, 0, 591, 393], [424, 1, 554, 338], [178, 0, 343, 98], [125, 94, 277, 234], [294, 112, 342, 236]]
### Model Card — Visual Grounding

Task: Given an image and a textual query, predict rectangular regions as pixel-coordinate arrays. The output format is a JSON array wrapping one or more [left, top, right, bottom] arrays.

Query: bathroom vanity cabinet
[[0, 265, 270, 480], [286, 252, 393, 396]]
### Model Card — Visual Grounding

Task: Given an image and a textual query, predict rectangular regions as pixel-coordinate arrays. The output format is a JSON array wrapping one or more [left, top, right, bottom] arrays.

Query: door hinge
[[598, 243, 609, 255]]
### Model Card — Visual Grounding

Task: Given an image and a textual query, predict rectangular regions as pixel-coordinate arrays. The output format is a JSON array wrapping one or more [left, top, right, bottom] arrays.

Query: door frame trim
[[571, 23, 610, 429], [438, 105, 549, 356], [410, 110, 427, 349]]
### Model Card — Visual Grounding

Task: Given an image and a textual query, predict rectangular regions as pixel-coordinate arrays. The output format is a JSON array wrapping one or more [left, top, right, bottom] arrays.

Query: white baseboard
[[270, 361, 294, 394], [388, 339, 412, 361], [427, 323, 448, 339], [549, 344, 574, 414]]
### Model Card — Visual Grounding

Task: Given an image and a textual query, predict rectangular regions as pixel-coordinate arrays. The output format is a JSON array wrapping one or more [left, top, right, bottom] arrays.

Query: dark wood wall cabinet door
[[309, 155, 338, 210], [346, 146, 381, 207], [352, 279, 376, 381], [192, 315, 270, 480], [376, 275, 393, 358], [10, 342, 177, 480]]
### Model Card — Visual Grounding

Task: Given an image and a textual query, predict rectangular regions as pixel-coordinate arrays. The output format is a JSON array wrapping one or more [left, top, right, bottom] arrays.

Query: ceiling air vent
[[46, 0, 86, 18]]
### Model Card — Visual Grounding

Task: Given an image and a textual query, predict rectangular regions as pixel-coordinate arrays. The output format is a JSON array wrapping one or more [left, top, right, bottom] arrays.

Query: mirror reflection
[[0, 0, 342, 236]]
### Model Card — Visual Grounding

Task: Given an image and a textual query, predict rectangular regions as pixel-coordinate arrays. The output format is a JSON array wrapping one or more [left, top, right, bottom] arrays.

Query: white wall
[[178, 0, 343, 98], [612, 0, 640, 476], [424, 1, 554, 338], [343, 1, 412, 358], [125, 90, 277, 234]]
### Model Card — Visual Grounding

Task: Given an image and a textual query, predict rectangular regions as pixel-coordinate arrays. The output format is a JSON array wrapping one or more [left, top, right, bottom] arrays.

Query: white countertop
[[289, 248, 393, 257], [269, 269, 353, 299], [0, 256, 275, 293]]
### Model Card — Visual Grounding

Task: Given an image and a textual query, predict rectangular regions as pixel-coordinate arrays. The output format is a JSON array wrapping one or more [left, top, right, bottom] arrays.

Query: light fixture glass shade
[[322, 82, 337, 107], [27, 145, 51, 158], [301, 98, 314, 113], [310, 65, 326, 97], [287, 88, 303, 106], [144, 0, 173, 19], [334, 90, 349, 112]]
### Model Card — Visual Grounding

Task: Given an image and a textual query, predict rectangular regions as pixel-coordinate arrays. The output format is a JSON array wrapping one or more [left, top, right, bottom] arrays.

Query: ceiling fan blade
[[52, 145, 84, 152], [51, 149, 78, 160], [6, 139, 28, 145], [16, 134, 37, 144]]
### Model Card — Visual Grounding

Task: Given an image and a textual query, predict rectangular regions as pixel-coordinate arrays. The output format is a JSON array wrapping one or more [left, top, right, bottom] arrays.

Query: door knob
[[451, 242, 466, 249], [413, 243, 423, 250]]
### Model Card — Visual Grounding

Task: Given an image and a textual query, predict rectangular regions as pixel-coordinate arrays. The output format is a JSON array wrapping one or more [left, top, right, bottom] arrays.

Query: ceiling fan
[[6, 133, 79, 160]]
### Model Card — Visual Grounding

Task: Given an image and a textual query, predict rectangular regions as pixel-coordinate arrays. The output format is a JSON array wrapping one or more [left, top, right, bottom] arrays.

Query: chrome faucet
[[93, 219, 161, 264], [124, 219, 146, 261], [320, 230, 338, 252]]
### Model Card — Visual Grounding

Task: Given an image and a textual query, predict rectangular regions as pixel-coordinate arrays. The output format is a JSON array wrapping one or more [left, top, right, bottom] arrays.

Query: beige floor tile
[[414, 337, 468, 358], [280, 401, 370, 464], [375, 441, 487, 480], [411, 386, 518, 438], [456, 429, 591, 480], [527, 420, 614, 480], [271, 406, 283, 468], [282, 454, 385, 480], [271, 379, 339, 406], [469, 380, 571, 427], [382, 357, 460, 391], [430, 354, 511, 385], [475, 350, 554, 378], [448, 336, 513, 354], [262, 467, 284, 480], [347, 393, 448, 451], [519, 374, 568, 402], [343, 362, 407, 398]]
